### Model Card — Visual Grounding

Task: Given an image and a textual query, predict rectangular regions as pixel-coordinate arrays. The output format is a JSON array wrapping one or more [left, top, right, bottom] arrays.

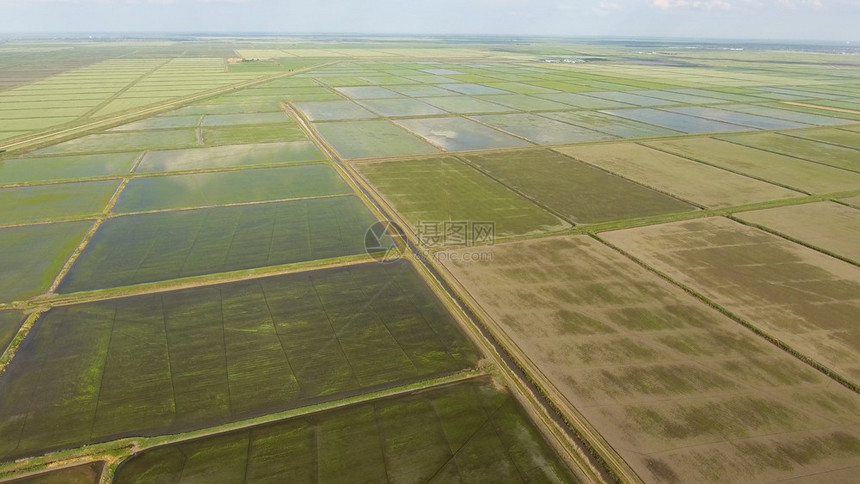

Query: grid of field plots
[[2, 40, 860, 483]]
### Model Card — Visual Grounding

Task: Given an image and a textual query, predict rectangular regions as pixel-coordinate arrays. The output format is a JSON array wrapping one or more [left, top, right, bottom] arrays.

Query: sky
[[0, 0, 858, 42]]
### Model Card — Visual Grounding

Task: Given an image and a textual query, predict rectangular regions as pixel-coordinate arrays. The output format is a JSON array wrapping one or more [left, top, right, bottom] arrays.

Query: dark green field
[[114, 380, 576, 484], [461, 149, 696, 224], [0, 261, 479, 460], [0, 221, 92, 303], [0, 311, 24, 354], [58, 196, 382, 292]]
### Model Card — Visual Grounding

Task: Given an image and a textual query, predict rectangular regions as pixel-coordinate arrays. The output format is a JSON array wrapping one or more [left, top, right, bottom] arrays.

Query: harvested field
[[440, 234, 860, 483], [557, 143, 802, 208], [644, 137, 860, 193], [603, 216, 860, 384], [737, 201, 860, 263]]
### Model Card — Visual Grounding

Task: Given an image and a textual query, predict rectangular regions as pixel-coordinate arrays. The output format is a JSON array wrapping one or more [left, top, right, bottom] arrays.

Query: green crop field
[[114, 380, 575, 483], [460, 149, 695, 224], [0, 180, 118, 225], [440, 235, 860, 483], [356, 156, 567, 238], [0, 221, 92, 303], [0, 311, 24, 354], [0, 261, 479, 460], [58, 196, 384, 292], [115, 165, 350, 213]]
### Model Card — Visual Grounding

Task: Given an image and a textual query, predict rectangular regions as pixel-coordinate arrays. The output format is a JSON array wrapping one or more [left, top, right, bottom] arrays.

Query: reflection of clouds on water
[[137, 141, 321, 173], [428, 129, 460, 141]]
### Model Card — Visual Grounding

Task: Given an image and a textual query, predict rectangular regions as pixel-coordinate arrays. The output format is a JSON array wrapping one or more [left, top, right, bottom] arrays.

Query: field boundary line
[[782, 101, 860, 115], [715, 135, 860, 175], [592, 231, 860, 396], [728, 214, 860, 269], [24, 254, 380, 310]]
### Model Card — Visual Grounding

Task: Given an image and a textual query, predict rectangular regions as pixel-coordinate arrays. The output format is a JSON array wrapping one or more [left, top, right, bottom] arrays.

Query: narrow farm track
[[282, 102, 629, 484]]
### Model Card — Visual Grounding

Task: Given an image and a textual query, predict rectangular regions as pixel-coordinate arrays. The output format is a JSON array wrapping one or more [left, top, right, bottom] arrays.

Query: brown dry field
[[440, 234, 860, 483], [643, 137, 860, 194], [842, 195, 860, 208], [556, 143, 801, 208], [738, 201, 860, 263], [603, 216, 860, 385]]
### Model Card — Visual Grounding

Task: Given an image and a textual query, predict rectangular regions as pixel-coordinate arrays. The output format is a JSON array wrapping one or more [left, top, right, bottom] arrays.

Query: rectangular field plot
[[112, 380, 574, 484], [737, 202, 860, 263], [58, 196, 384, 292], [199, 112, 289, 127], [356, 97, 447, 117], [440, 234, 860, 483], [314, 120, 438, 159], [644, 137, 860, 193], [471, 113, 615, 145], [0, 311, 25, 354], [603, 216, 860, 384], [663, 106, 810, 130], [33, 130, 199, 155], [201, 123, 306, 145], [109, 115, 202, 131], [719, 132, 860, 172], [558, 143, 802, 208], [438, 83, 508, 95], [0, 261, 479, 460], [542, 111, 679, 139], [0, 180, 118, 225], [294, 100, 378, 121], [115, 165, 350, 213], [387, 84, 458, 97], [395, 117, 531, 151], [334, 86, 400, 99], [602, 108, 754, 134], [420, 96, 512, 114], [0, 221, 91, 303], [787, 127, 860, 150], [0, 152, 139, 185], [535, 93, 633, 109], [582, 91, 671, 107], [718, 104, 850, 126], [461, 150, 694, 224], [136, 141, 323, 173], [474, 94, 570, 111], [356, 156, 567, 238]]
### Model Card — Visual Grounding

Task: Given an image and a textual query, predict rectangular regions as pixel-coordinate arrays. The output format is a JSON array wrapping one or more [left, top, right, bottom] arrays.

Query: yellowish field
[[644, 137, 860, 194], [556, 143, 801, 208], [603, 216, 860, 384], [737, 201, 860, 263], [440, 234, 860, 483]]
